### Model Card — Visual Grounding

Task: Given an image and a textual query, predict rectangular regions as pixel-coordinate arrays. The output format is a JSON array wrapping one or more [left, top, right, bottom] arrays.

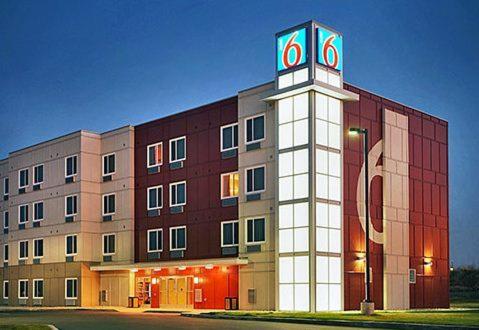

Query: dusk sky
[[1, 0, 478, 266]]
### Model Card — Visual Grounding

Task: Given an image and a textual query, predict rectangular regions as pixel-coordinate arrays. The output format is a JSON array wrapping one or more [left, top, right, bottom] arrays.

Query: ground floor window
[[33, 279, 44, 299], [3, 281, 8, 299], [18, 279, 28, 299], [65, 278, 77, 299]]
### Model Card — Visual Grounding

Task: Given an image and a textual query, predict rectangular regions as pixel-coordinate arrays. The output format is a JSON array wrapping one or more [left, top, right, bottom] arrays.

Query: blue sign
[[316, 27, 343, 71], [277, 28, 307, 71]]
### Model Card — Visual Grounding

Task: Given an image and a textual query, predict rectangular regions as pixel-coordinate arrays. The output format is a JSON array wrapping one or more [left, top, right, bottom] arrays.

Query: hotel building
[[0, 21, 449, 311]]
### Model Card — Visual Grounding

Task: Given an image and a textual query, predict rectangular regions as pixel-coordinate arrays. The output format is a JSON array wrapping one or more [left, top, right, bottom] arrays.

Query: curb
[[0, 308, 120, 313], [143, 310, 184, 314], [182, 313, 479, 330], [48, 325, 59, 330]]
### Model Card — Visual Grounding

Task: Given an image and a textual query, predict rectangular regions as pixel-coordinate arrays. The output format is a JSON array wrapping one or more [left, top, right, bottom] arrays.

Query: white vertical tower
[[263, 21, 359, 312]]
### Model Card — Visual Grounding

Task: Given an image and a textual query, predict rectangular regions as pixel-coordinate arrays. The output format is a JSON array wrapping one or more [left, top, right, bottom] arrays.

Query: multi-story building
[[0, 20, 449, 311]]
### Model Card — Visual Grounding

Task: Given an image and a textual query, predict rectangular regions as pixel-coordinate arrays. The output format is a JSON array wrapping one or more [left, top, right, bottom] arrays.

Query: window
[[147, 185, 163, 210], [102, 153, 116, 176], [18, 204, 29, 224], [147, 142, 163, 168], [65, 278, 77, 299], [3, 211, 8, 229], [33, 201, 44, 221], [245, 114, 265, 144], [169, 136, 186, 163], [278, 94, 309, 150], [169, 181, 186, 207], [65, 195, 78, 216], [33, 164, 44, 184], [3, 281, 8, 299], [278, 149, 309, 201], [221, 221, 239, 247], [18, 280, 28, 299], [65, 155, 78, 177], [102, 194, 115, 216], [65, 235, 77, 256], [221, 123, 238, 151], [147, 229, 163, 252], [220, 172, 239, 199], [102, 234, 115, 256], [19, 240, 28, 260], [3, 177, 8, 196], [33, 279, 43, 299], [33, 239, 44, 258], [170, 226, 186, 251], [3, 244, 8, 263], [245, 166, 265, 194], [18, 168, 29, 188], [246, 218, 266, 244]]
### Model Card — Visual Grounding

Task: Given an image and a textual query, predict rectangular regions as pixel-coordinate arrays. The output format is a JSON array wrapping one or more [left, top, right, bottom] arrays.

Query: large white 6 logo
[[355, 140, 384, 245]]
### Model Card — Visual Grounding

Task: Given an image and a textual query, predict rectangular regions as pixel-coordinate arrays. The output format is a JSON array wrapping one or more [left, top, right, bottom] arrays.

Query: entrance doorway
[[158, 276, 193, 309]]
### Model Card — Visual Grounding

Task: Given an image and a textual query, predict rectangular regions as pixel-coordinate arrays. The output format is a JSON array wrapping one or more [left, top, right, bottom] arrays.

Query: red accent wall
[[134, 97, 238, 262], [343, 83, 449, 309]]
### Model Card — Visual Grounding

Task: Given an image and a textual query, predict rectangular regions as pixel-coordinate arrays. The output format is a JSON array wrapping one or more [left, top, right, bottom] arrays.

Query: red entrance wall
[[137, 265, 239, 309]]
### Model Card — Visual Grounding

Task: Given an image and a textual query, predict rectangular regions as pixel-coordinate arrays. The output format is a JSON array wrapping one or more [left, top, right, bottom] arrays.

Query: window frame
[[33, 238, 44, 259], [102, 233, 116, 256], [33, 164, 44, 185], [245, 165, 266, 195], [64, 155, 78, 178], [169, 181, 186, 207], [3, 177, 8, 196], [102, 152, 116, 176], [3, 211, 8, 229], [244, 113, 266, 145], [102, 193, 116, 216], [245, 217, 266, 245], [3, 244, 8, 263], [220, 172, 240, 200], [147, 185, 163, 211], [169, 136, 186, 163], [65, 234, 78, 256], [18, 204, 29, 224], [147, 228, 163, 253], [18, 168, 29, 189], [147, 142, 163, 168], [169, 226, 187, 251], [18, 279, 28, 299], [221, 220, 239, 247], [220, 123, 239, 152], [65, 195, 78, 216], [65, 278, 78, 299], [32, 201, 44, 222], [3, 280, 8, 299], [18, 240, 29, 260], [33, 279, 44, 299]]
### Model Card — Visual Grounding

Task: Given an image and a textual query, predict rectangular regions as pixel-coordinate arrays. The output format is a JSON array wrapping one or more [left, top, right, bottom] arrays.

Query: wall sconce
[[178, 266, 187, 271], [205, 264, 214, 270], [154, 268, 162, 272], [424, 260, 433, 267], [356, 256, 366, 262], [152, 278, 158, 285], [194, 277, 199, 284], [130, 268, 138, 273]]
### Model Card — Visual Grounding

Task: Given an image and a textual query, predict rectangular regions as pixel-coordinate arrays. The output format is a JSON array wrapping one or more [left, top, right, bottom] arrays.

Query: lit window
[[33, 239, 43, 258], [18, 280, 28, 299], [220, 172, 239, 199], [102, 153, 116, 176], [18, 169, 29, 189], [221, 123, 238, 152], [3, 177, 8, 196], [3, 281, 8, 299], [245, 166, 265, 194], [147, 142, 163, 168], [246, 218, 265, 244], [147, 229, 163, 253], [102, 234, 116, 256], [170, 226, 186, 251], [19, 240, 28, 260], [169, 181, 186, 207], [65, 278, 77, 299], [33, 279, 43, 299], [3, 244, 8, 263], [169, 136, 186, 163], [245, 114, 265, 144], [147, 185, 163, 210], [65, 235, 77, 256], [102, 194, 116, 216], [65, 155, 78, 177], [278, 94, 309, 150], [3, 211, 8, 229], [65, 195, 78, 216], [18, 204, 28, 224], [33, 202, 44, 222], [221, 221, 239, 247], [33, 164, 44, 185]]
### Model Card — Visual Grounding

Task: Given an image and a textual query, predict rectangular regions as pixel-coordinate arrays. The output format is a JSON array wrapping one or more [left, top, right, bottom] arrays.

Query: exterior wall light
[[178, 266, 187, 271], [152, 278, 158, 285], [154, 267, 162, 272], [424, 260, 433, 267], [130, 268, 138, 273], [205, 264, 214, 270], [194, 277, 199, 284]]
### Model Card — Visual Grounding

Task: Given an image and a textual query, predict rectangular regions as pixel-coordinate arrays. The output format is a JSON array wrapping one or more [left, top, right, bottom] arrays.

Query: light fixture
[[205, 264, 214, 270], [349, 127, 366, 136], [154, 267, 162, 272], [178, 266, 186, 271], [450, 267, 454, 272], [356, 255, 366, 262], [424, 260, 433, 267], [194, 277, 199, 284], [131, 268, 138, 273], [152, 278, 158, 285]]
